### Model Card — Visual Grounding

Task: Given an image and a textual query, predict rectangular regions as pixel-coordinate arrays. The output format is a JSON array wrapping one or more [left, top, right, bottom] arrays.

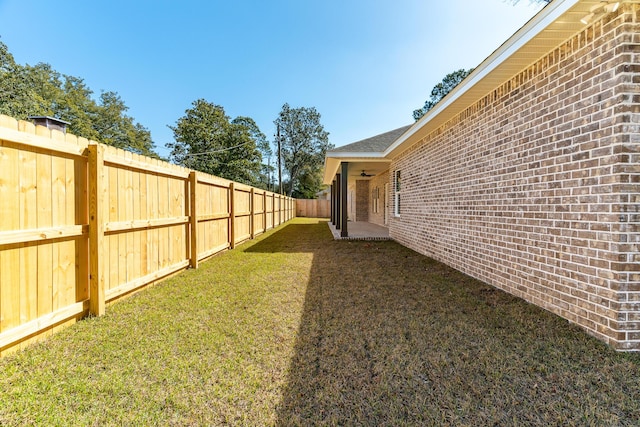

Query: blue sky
[[0, 0, 544, 159]]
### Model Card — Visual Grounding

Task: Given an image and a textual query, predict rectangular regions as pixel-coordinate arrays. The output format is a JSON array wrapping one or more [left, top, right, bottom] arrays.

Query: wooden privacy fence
[[0, 115, 295, 355], [296, 199, 330, 218]]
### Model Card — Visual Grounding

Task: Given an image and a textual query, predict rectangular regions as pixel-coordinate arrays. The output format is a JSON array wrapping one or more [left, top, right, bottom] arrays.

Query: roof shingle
[[328, 125, 412, 154]]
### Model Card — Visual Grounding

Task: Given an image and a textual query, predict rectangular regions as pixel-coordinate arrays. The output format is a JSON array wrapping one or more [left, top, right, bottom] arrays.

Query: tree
[[413, 68, 474, 121], [168, 99, 263, 186], [92, 91, 155, 156], [0, 44, 42, 118], [56, 75, 101, 141], [274, 103, 332, 197], [291, 168, 325, 199], [232, 116, 274, 190], [0, 40, 157, 157]]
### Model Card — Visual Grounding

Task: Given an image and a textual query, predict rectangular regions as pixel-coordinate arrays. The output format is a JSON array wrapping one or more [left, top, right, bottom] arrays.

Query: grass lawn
[[1, 217, 639, 425]]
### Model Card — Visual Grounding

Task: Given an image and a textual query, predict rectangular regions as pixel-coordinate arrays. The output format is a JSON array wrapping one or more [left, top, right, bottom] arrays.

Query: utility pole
[[277, 124, 282, 195], [267, 156, 272, 192]]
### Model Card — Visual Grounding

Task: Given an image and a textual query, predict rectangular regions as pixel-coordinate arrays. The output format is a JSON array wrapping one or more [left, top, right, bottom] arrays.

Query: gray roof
[[329, 125, 412, 154]]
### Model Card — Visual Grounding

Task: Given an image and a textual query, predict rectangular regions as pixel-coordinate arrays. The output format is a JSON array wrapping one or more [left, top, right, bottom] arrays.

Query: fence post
[[189, 171, 198, 269], [250, 187, 255, 239], [263, 191, 267, 232], [88, 142, 105, 316], [229, 182, 235, 249]]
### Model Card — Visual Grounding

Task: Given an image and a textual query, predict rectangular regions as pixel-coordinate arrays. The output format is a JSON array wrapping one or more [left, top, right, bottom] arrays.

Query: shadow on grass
[[2, 219, 638, 425], [252, 220, 640, 425]]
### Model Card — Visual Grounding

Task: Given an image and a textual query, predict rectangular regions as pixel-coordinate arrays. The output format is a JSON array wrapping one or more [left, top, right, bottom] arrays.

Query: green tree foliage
[[291, 168, 325, 200], [274, 103, 332, 198], [412, 68, 474, 121], [412, 1, 551, 122], [168, 99, 264, 186], [0, 43, 40, 118], [232, 116, 274, 190], [91, 91, 154, 155], [0, 40, 156, 156]]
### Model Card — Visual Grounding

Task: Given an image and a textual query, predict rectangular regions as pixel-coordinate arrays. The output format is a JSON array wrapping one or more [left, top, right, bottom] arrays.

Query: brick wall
[[389, 5, 640, 350], [356, 180, 369, 222], [369, 171, 390, 226]]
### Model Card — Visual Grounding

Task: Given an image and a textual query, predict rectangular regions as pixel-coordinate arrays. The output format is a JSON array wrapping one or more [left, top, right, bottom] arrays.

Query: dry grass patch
[[1, 218, 639, 426]]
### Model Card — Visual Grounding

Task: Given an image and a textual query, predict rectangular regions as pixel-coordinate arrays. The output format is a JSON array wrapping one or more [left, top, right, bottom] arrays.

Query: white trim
[[323, 156, 391, 185], [327, 152, 388, 159], [323, 0, 623, 183], [384, 0, 580, 159], [393, 170, 401, 217]]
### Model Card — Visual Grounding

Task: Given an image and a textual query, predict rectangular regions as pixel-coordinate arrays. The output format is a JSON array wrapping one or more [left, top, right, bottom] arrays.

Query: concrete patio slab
[[327, 221, 391, 240]]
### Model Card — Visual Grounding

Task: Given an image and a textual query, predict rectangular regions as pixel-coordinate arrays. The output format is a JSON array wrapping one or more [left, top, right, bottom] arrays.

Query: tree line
[[168, 100, 333, 198], [3, 0, 548, 198], [0, 40, 332, 198], [0, 41, 156, 157]]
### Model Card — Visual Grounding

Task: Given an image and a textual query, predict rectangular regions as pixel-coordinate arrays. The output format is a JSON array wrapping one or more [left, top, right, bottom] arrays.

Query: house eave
[[384, 0, 604, 159], [323, 153, 389, 185]]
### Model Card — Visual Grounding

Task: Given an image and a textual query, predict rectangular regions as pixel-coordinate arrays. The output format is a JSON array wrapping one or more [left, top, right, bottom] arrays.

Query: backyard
[[1, 218, 639, 425]]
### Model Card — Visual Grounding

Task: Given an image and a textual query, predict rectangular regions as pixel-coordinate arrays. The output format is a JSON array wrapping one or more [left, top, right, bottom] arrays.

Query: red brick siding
[[389, 6, 640, 350]]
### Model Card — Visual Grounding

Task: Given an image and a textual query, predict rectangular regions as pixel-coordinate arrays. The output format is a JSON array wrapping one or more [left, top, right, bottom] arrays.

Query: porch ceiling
[[323, 156, 390, 184]]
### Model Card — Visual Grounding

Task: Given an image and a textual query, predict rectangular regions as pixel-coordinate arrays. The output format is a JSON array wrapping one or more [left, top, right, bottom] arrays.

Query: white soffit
[[323, 154, 390, 184], [385, 0, 621, 159]]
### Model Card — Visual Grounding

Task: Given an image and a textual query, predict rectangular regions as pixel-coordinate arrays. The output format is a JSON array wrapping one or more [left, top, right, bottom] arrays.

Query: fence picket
[[0, 114, 296, 355], [88, 143, 105, 316]]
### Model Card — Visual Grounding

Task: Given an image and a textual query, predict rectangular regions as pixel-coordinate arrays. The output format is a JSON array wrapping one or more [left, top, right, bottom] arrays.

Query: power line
[[182, 141, 251, 157]]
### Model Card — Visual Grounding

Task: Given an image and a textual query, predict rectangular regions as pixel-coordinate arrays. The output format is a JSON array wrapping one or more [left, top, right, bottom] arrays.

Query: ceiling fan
[[360, 170, 375, 177]]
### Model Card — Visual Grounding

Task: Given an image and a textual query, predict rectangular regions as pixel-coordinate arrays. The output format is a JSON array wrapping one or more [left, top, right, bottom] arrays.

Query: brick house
[[323, 0, 640, 350]]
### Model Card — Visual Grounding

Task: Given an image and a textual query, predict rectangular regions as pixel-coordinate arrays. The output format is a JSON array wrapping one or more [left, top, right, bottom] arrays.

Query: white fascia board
[[323, 152, 390, 184], [323, 157, 342, 185], [384, 0, 580, 159], [327, 152, 388, 159]]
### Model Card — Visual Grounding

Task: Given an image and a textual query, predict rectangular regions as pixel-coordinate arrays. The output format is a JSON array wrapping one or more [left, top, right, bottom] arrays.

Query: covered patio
[[327, 220, 390, 240], [324, 126, 410, 238]]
